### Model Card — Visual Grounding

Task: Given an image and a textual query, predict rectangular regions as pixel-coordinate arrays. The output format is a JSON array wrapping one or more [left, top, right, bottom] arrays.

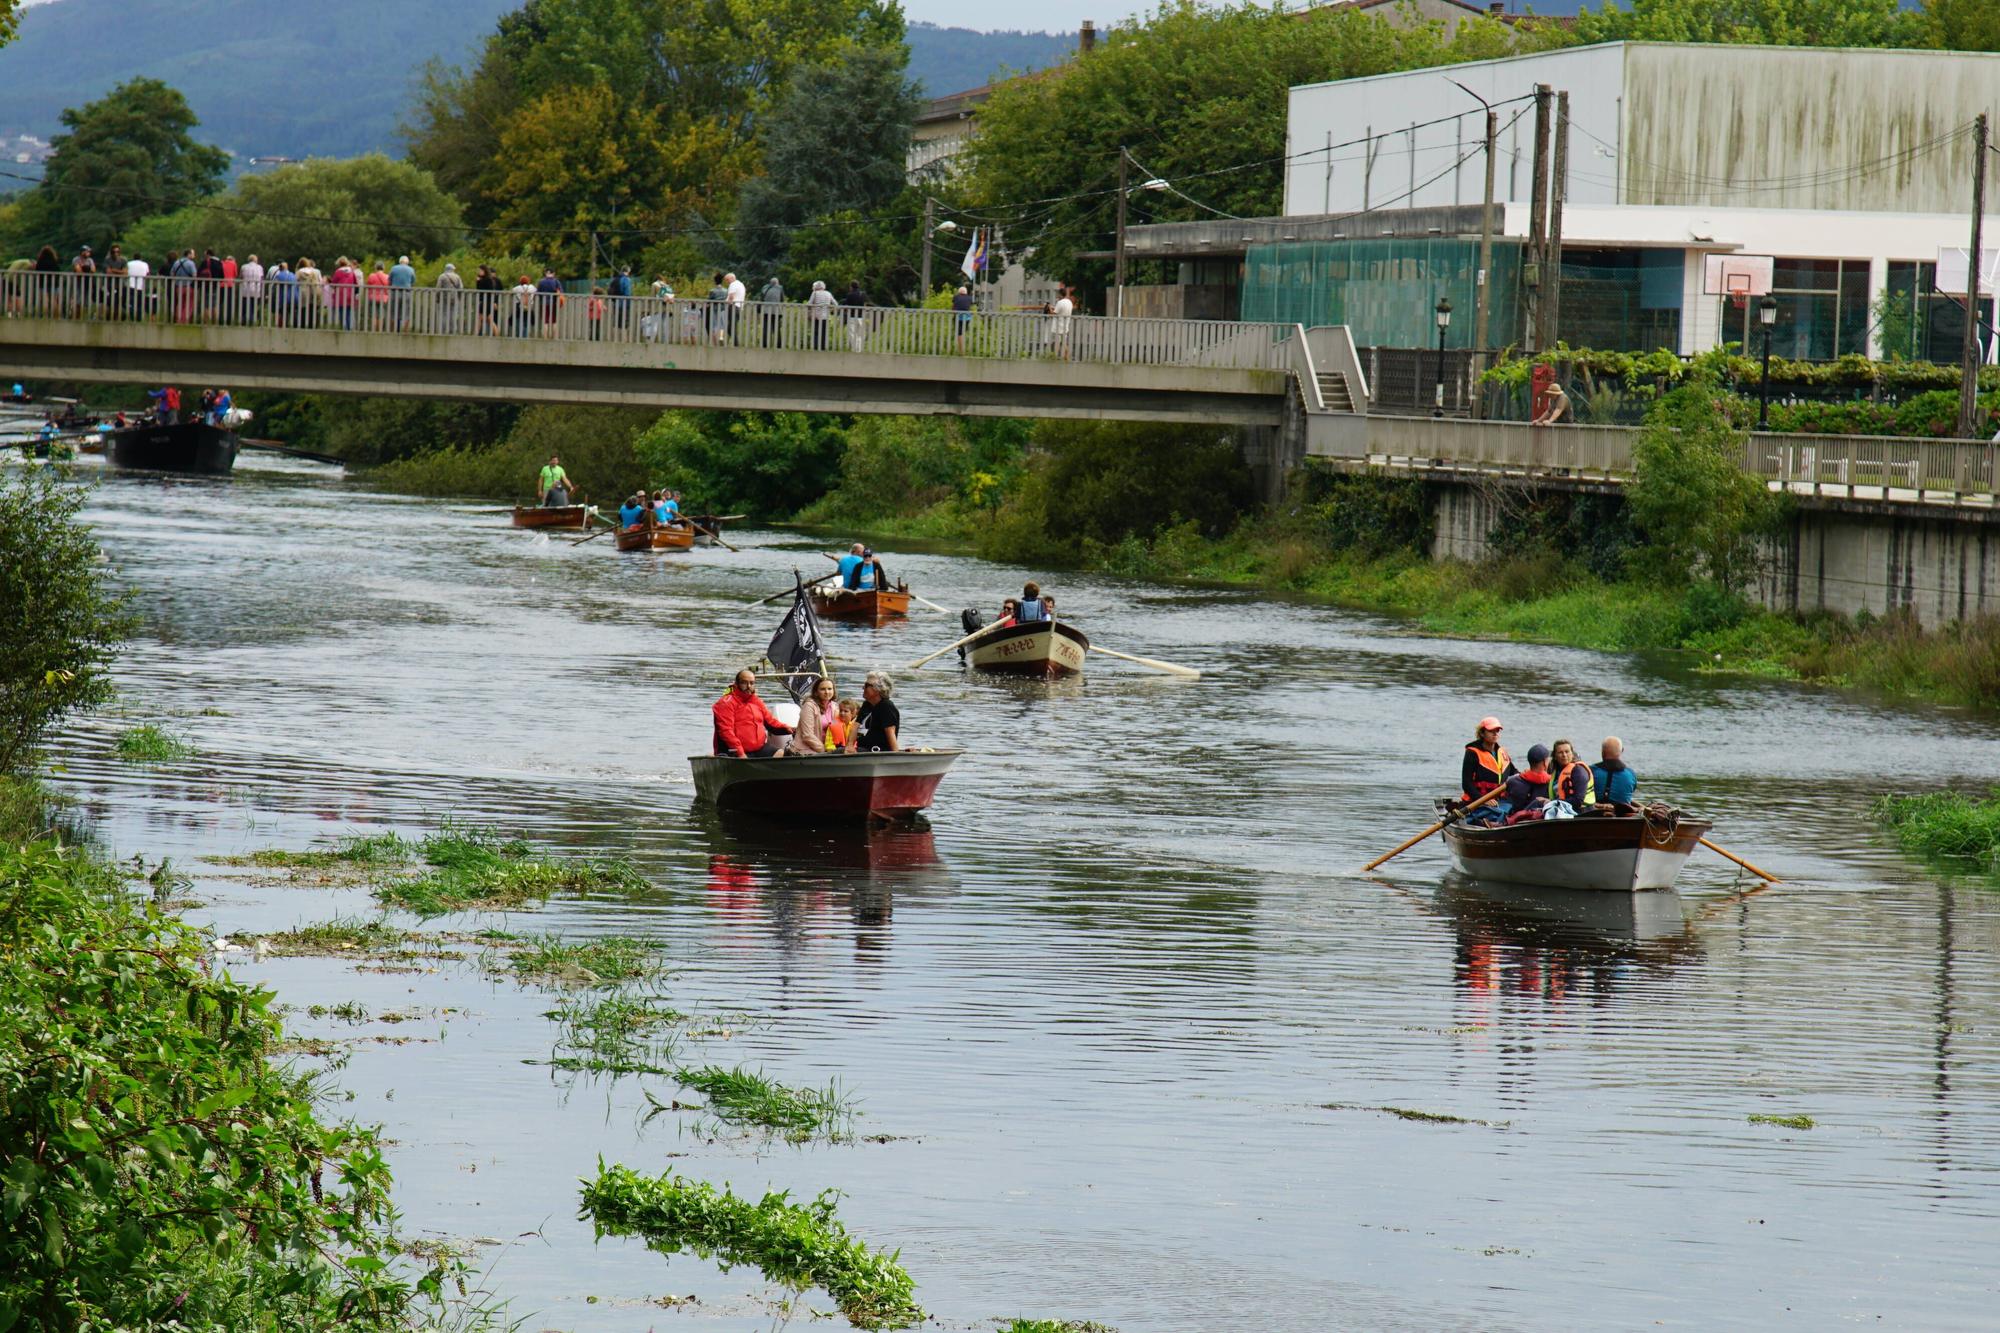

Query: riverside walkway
[[0, 273, 1304, 425]]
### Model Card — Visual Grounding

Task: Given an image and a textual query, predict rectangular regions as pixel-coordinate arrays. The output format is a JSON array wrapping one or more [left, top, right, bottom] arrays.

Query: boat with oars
[[105, 419, 238, 475], [967, 618, 1090, 678], [512, 504, 592, 529], [690, 579, 962, 821], [1433, 799, 1712, 892], [615, 520, 696, 552], [810, 582, 912, 625]]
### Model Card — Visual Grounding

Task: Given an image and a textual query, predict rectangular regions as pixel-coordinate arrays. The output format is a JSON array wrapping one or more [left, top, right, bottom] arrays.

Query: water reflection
[[1435, 876, 1704, 1005]]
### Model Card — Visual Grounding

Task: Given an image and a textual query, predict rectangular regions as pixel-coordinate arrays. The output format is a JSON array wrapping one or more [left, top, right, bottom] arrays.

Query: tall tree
[[733, 42, 922, 279], [8, 78, 228, 255], [1928, 0, 2000, 50], [1570, 0, 1931, 47]]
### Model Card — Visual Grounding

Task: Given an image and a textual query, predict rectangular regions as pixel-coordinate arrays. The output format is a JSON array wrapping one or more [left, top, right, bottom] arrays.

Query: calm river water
[[45, 455, 2000, 1330]]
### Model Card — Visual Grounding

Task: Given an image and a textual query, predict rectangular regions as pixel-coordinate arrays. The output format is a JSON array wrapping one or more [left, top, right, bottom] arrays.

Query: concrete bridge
[[0, 272, 1329, 427]]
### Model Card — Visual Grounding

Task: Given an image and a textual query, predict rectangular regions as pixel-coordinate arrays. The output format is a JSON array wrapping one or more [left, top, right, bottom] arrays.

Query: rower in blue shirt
[[1591, 736, 1638, 812], [836, 542, 877, 591], [619, 493, 647, 529]]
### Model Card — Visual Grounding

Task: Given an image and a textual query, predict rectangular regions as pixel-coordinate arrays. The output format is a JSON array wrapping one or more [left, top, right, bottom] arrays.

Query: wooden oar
[[906, 620, 1007, 670], [1699, 836, 1781, 884], [748, 570, 837, 608], [1089, 644, 1201, 679], [691, 521, 738, 552], [907, 592, 954, 614], [1359, 783, 1509, 873]]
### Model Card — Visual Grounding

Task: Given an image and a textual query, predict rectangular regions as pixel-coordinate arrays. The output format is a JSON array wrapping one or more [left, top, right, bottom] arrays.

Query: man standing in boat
[[538, 453, 573, 507], [713, 669, 794, 759], [1460, 716, 1515, 822]]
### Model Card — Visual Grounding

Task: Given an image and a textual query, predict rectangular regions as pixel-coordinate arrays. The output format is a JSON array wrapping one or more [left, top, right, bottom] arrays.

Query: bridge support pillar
[[1243, 386, 1310, 504]]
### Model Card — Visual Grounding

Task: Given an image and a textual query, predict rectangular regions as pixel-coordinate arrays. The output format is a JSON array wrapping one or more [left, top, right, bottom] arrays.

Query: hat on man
[[1478, 716, 1503, 732], [1526, 743, 1551, 766]]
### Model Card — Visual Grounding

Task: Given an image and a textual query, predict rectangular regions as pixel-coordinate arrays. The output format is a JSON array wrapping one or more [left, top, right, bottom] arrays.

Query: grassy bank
[[1876, 790, 2000, 882]]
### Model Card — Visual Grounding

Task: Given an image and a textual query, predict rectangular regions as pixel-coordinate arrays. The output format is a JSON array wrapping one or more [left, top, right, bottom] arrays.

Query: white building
[[1135, 42, 2000, 361]]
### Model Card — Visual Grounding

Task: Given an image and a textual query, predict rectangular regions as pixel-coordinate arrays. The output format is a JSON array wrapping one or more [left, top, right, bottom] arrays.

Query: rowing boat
[[967, 620, 1089, 678], [688, 749, 963, 819], [1440, 810, 1712, 892], [810, 585, 912, 624], [615, 521, 695, 552], [512, 504, 589, 529], [106, 420, 238, 475]]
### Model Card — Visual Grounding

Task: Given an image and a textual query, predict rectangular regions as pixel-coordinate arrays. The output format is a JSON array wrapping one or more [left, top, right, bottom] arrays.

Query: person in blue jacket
[[836, 542, 877, 590], [619, 493, 648, 529], [1592, 736, 1638, 812]]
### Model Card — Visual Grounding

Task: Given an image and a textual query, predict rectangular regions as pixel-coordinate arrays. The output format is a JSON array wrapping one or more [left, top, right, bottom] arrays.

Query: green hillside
[[0, 2, 1070, 162]]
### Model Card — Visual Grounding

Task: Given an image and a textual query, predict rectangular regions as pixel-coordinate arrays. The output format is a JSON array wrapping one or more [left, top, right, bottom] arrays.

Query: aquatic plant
[[669, 1065, 855, 1143], [580, 1164, 922, 1330], [266, 916, 408, 955], [1320, 1103, 1503, 1127], [113, 722, 193, 762], [1001, 1321, 1117, 1333], [541, 993, 684, 1077], [1875, 790, 2000, 878], [373, 819, 645, 917], [509, 933, 666, 987], [1748, 1113, 1816, 1130]]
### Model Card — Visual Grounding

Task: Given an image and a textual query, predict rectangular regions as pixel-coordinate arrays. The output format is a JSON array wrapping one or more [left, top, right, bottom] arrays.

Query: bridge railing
[[0, 271, 1299, 373]]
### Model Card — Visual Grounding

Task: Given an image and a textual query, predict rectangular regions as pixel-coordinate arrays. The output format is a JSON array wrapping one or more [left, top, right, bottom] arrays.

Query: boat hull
[[811, 587, 912, 624], [1442, 815, 1711, 892], [513, 505, 588, 529], [105, 421, 237, 475], [967, 620, 1089, 678], [688, 749, 962, 818]]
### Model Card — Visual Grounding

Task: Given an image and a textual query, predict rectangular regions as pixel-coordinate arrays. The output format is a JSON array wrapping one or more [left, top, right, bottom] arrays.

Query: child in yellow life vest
[[825, 699, 860, 752]]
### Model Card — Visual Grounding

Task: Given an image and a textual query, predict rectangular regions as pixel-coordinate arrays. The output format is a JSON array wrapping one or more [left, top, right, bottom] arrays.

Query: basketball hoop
[[1704, 254, 1775, 309], [1726, 273, 1751, 310]]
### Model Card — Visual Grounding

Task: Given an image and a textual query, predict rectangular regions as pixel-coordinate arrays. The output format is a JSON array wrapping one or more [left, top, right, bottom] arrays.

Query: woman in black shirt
[[854, 671, 901, 752]]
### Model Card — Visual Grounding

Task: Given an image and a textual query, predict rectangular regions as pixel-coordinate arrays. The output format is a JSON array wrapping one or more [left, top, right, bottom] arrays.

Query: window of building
[[1882, 261, 1994, 364], [1555, 248, 1682, 353], [1717, 258, 1870, 361]]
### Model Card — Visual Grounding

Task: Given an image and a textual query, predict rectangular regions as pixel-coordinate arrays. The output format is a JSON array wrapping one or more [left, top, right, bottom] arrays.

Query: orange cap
[[1478, 716, 1504, 732]]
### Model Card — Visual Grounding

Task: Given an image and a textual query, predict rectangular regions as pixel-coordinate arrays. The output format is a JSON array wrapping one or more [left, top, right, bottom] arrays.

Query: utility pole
[[1960, 113, 1988, 440], [1543, 90, 1570, 354], [1524, 85, 1553, 351], [1476, 109, 1496, 362], [920, 196, 935, 301], [1115, 146, 1130, 318]]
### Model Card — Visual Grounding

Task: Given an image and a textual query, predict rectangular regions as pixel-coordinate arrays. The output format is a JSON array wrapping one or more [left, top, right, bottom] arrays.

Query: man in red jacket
[[712, 669, 792, 758]]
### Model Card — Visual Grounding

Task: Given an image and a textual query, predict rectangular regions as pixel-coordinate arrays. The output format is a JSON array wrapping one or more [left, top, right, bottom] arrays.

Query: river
[[47, 454, 2000, 1330]]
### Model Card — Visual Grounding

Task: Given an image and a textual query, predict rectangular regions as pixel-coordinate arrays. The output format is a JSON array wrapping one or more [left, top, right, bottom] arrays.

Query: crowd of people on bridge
[[1456, 717, 1639, 825], [4, 243, 1088, 357]]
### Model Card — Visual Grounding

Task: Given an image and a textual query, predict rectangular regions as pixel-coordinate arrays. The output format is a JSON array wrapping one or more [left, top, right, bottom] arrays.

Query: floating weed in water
[[1875, 791, 2000, 881], [1748, 1113, 1816, 1130], [538, 993, 686, 1077], [218, 831, 414, 876], [507, 934, 666, 988], [305, 1000, 371, 1023], [1321, 1103, 1505, 1128], [374, 820, 646, 917], [580, 1164, 923, 1330], [668, 1065, 856, 1143], [1001, 1321, 1118, 1333], [114, 724, 193, 762], [265, 916, 407, 956]]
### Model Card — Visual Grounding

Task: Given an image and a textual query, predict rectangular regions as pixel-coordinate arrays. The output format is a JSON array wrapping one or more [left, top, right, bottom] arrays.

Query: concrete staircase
[[1316, 370, 1357, 413]]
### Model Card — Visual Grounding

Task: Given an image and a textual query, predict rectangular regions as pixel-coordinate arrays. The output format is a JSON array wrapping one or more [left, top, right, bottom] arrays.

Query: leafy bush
[[632, 410, 850, 518], [0, 838, 448, 1328], [1625, 383, 1783, 592], [0, 470, 128, 773], [368, 405, 653, 503]]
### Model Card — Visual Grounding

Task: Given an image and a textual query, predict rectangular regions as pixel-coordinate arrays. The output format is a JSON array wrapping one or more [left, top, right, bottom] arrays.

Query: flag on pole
[[959, 227, 987, 280], [765, 573, 827, 704]]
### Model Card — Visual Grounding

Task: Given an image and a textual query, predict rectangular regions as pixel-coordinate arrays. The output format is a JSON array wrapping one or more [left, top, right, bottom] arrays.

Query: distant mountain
[[0, 3, 1073, 164]]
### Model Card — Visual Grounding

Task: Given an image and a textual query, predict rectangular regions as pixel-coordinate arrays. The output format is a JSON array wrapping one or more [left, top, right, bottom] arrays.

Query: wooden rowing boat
[[810, 584, 911, 625], [688, 749, 963, 820], [512, 504, 589, 529], [105, 421, 238, 475], [1440, 811, 1712, 892], [615, 521, 696, 552], [967, 619, 1089, 678]]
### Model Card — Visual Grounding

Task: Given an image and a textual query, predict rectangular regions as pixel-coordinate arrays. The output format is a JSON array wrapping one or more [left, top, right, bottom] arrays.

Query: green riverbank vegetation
[[0, 792, 497, 1330], [1875, 790, 2000, 882]]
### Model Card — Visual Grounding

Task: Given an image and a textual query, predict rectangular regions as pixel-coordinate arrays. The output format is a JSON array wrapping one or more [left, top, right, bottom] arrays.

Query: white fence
[[0, 271, 1301, 373]]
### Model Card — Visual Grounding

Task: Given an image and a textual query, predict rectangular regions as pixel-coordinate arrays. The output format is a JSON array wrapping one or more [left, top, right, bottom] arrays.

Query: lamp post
[[1433, 297, 1453, 417], [1757, 295, 1778, 430]]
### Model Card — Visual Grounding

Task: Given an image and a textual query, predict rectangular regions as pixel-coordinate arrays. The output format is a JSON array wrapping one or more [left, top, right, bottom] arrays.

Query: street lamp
[[1757, 295, 1779, 430], [1433, 297, 1453, 417]]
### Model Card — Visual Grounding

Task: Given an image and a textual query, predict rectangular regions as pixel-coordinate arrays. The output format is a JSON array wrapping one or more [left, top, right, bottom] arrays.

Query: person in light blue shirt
[[388, 255, 416, 330], [1591, 736, 1638, 811], [652, 490, 677, 523], [835, 542, 877, 590], [619, 493, 647, 529]]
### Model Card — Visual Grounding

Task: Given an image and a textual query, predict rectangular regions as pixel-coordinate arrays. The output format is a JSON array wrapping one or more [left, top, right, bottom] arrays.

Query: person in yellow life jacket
[[1459, 715, 1516, 825], [1546, 738, 1597, 808]]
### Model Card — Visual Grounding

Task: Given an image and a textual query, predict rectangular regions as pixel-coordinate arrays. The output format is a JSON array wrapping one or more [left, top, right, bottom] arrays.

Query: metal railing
[[0, 271, 1301, 374], [1315, 417, 2000, 509]]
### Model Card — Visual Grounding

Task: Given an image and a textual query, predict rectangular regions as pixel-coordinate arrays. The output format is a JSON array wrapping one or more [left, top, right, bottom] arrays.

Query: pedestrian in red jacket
[[712, 669, 792, 758]]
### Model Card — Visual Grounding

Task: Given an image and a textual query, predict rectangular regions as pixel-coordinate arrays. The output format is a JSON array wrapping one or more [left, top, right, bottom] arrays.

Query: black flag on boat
[[766, 573, 826, 704]]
